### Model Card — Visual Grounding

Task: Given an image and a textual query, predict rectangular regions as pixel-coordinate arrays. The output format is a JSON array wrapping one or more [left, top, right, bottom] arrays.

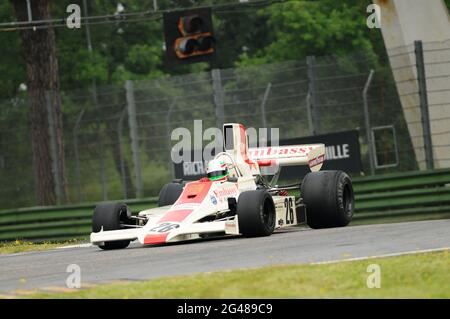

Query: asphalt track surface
[[0, 219, 449, 293]]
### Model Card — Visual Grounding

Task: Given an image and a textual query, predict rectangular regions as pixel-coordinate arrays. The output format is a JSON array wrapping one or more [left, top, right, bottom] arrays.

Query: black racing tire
[[237, 190, 276, 237], [301, 170, 354, 229], [92, 202, 131, 250], [158, 182, 184, 207]]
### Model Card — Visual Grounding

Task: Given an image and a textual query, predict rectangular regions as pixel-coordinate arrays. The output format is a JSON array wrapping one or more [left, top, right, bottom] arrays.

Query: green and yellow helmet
[[206, 159, 229, 181]]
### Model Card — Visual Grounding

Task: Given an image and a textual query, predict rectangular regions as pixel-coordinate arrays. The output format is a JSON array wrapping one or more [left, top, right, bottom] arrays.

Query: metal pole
[[260, 82, 271, 129], [306, 56, 319, 135], [99, 142, 108, 201], [26, 0, 32, 21], [126, 80, 143, 197], [415, 40, 434, 170], [305, 92, 314, 136], [166, 101, 176, 180], [117, 107, 127, 199], [82, 0, 97, 105], [45, 91, 62, 205], [260, 82, 272, 145], [211, 69, 225, 130], [363, 70, 375, 175], [83, 0, 107, 199], [73, 109, 85, 202], [82, 0, 93, 53]]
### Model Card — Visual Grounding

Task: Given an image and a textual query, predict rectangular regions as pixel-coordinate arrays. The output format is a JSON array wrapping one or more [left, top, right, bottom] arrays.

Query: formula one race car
[[90, 123, 354, 250]]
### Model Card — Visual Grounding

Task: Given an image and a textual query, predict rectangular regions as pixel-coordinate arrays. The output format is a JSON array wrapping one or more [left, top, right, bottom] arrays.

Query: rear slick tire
[[301, 170, 354, 229]]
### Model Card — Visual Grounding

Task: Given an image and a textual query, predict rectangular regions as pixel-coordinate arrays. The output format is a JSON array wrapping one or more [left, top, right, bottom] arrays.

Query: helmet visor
[[207, 170, 228, 180]]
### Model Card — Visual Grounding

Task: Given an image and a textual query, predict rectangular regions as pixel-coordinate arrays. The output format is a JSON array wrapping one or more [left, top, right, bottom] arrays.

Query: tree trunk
[[13, 0, 68, 205]]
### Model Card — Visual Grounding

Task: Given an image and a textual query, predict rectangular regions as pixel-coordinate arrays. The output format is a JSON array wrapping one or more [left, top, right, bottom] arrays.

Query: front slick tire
[[92, 202, 131, 250], [158, 182, 183, 207], [301, 170, 354, 229], [237, 190, 276, 237]]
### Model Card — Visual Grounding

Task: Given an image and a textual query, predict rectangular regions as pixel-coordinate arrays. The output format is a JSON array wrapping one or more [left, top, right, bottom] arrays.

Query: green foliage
[[0, 1, 25, 98], [237, 0, 379, 66], [0, 0, 397, 209], [0, 0, 385, 96], [125, 44, 162, 75]]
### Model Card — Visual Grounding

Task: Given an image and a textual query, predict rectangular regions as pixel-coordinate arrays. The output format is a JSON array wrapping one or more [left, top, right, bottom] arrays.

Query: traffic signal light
[[163, 8, 215, 64]]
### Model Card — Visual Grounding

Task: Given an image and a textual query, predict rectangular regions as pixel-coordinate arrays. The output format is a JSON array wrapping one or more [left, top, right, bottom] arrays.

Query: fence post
[[415, 40, 434, 170], [211, 69, 225, 130], [73, 109, 85, 202], [125, 80, 143, 197], [166, 101, 176, 180], [260, 82, 271, 129], [363, 70, 375, 175], [305, 92, 314, 136], [98, 141, 108, 200], [259, 82, 272, 145], [117, 107, 128, 199], [306, 56, 319, 135], [45, 91, 63, 205]]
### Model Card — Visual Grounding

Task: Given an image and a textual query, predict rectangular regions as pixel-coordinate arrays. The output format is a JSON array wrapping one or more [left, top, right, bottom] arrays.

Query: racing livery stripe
[[256, 159, 275, 167], [152, 181, 213, 231], [239, 123, 257, 169], [175, 180, 213, 205], [143, 233, 169, 244], [308, 154, 325, 168], [157, 209, 193, 223]]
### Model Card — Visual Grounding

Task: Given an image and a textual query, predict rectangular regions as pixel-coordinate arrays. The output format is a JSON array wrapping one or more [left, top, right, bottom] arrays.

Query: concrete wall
[[374, 0, 450, 169]]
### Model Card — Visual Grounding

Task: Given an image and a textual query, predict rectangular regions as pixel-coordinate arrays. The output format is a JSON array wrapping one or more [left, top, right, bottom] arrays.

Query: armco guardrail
[[1, 169, 450, 242], [0, 198, 158, 242], [352, 168, 450, 221]]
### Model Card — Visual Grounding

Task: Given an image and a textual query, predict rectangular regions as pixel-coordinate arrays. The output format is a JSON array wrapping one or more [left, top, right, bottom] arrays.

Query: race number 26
[[149, 222, 179, 233], [284, 198, 294, 225]]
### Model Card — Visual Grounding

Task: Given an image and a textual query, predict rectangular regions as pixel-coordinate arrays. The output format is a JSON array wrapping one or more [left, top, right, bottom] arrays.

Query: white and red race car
[[90, 123, 354, 250]]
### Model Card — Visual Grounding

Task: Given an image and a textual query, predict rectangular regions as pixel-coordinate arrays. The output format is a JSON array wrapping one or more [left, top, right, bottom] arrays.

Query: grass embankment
[[0, 239, 85, 254], [28, 250, 449, 298]]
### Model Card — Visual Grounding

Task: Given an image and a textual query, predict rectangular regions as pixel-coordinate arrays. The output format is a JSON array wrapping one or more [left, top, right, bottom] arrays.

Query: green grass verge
[[27, 250, 449, 298], [0, 239, 86, 254]]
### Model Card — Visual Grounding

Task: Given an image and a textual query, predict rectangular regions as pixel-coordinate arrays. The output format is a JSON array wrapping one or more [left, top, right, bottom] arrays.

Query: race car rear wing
[[248, 144, 325, 172], [223, 123, 325, 172]]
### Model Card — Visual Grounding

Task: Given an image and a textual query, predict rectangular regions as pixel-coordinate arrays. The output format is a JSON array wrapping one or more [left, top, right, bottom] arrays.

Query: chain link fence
[[1, 42, 449, 209]]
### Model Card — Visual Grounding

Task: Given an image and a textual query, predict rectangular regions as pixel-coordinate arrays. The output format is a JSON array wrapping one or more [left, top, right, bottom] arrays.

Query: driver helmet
[[206, 159, 229, 181]]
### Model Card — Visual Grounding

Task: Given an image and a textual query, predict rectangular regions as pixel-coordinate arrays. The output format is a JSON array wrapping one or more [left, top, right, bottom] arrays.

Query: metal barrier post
[[166, 101, 176, 180], [306, 56, 319, 135], [212, 69, 225, 130], [415, 40, 434, 170], [125, 80, 143, 197], [99, 141, 108, 200], [117, 107, 128, 199], [363, 70, 375, 175], [73, 109, 85, 202], [260, 82, 271, 129]]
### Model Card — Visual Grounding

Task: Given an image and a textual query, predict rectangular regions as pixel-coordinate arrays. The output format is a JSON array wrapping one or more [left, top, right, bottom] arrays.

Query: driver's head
[[206, 159, 229, 181]]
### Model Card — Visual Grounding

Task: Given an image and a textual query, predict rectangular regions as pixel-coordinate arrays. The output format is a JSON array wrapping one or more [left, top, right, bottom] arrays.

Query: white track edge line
[[310, 247, 450, 265], [55, 243, 93, 249]]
